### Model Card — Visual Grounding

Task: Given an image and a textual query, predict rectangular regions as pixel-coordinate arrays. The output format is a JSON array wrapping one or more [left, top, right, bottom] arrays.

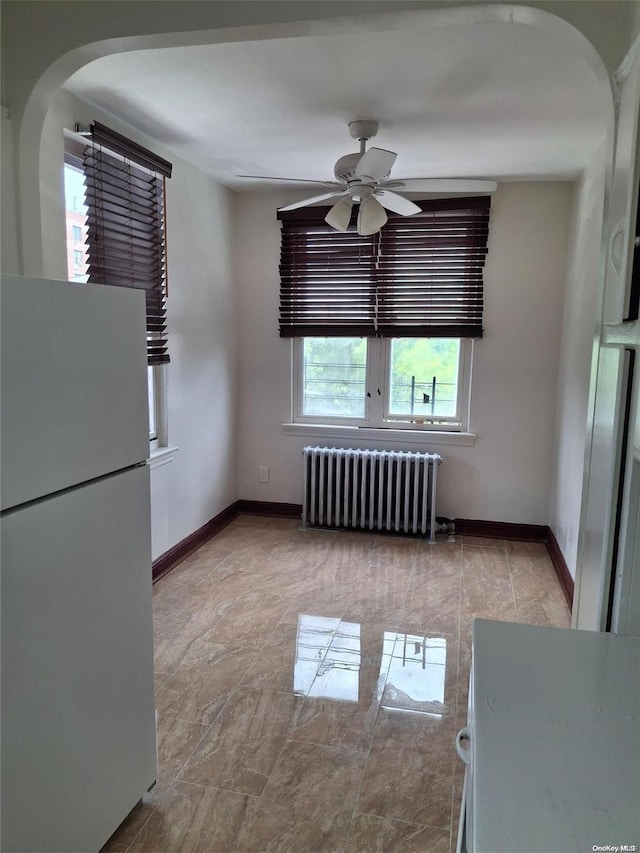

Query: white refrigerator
[[1, 275, 157, 852]]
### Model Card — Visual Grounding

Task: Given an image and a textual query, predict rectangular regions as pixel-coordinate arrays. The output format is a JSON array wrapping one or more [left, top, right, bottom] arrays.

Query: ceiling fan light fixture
[[357, 196, 387, 236], [325, 198, 353, 231]]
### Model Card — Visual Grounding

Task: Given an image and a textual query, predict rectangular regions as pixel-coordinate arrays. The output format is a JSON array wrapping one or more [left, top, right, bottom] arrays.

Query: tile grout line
[[450, 536, 466, 853], [155, 710, 216, 728], [283, 531, 393, 850], [173, 683, 299, 822], [228, 706, 304, 853], [505, 546, 521, 624], [120, 803, 157, 853], [340, 539, 421, 848]]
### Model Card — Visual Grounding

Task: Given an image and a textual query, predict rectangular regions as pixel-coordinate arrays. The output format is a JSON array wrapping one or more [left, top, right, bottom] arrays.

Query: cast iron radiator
[[301, 446, 443, 542]]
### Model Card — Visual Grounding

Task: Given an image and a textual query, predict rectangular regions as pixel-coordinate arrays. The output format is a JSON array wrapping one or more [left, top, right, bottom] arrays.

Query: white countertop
[[471, 620, 640, 853]]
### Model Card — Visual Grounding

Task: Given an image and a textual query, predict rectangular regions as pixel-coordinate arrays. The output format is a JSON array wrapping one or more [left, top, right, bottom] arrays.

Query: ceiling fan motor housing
[[333, 153, 362, 183], [335, 121, 382, 184]]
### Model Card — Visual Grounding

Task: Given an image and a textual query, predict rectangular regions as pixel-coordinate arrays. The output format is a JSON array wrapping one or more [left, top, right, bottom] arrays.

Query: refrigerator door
[[1, 275, 149, 511], [1, 465, 156, 853]]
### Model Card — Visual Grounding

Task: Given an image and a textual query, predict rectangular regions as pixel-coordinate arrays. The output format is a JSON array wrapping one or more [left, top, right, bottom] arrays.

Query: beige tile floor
[[104, 515, 571, 853]]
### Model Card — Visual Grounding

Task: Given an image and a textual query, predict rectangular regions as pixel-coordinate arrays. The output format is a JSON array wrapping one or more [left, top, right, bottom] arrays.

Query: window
[[300, 337, 367, 418], [387, 338, 462, 420], [294, 336, 472, 429], [281, 198, 490, 431], [63, 157, 89, 283], [147, 365, 157, 440], [64, 123, 172, 444]]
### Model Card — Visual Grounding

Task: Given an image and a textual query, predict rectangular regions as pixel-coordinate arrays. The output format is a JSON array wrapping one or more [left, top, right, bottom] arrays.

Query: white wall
[[550, 142, 607, 578], [1, 108, 20, 274], [31, 89, 238, 559], [628, 1, 640, 50], [155, 158, 237, 557], [234, 182, 572, 525]]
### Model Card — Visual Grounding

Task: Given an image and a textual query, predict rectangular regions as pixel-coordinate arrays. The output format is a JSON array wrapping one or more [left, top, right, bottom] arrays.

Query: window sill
[[147, 444, 179, 469], [281, 423, 476, 446]]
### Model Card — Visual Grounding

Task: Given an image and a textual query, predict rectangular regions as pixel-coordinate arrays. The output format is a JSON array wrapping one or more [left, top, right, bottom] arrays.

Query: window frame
[[148, 364, 158, 441], [292, 336, 473, 432], [381, 338, 473, 429], [148, 362, 169, 448], [63, 152, 89, 283]]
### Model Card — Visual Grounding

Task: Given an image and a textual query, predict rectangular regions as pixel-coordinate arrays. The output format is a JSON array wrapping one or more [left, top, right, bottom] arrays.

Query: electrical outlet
[[259, 466, 269, 483]]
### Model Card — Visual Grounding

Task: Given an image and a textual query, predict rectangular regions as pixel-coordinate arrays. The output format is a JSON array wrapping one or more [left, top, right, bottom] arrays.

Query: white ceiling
[[63, 14, 609, 190]]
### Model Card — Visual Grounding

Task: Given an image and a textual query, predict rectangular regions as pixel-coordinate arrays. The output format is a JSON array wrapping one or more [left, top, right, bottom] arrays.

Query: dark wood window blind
[[278, 196, 491, 338], [83, 121, 173, 364]]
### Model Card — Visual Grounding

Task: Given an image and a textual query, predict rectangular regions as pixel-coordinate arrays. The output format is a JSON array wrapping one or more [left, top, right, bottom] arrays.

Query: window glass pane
[[63, 162, 89, 283], [388, 339, 460, 418], [302, 337, 367, 418], [148, 366, 157, 438]]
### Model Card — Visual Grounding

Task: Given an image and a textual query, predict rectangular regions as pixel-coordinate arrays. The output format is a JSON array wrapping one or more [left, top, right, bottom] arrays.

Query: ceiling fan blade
[[237, 175, 343, 188], [357, 197, 388, 236], [325, 198, 353, 231], [384, 179, 497, 193], [277, 190, 347, 212], [375, 190, 421, 216], [354, 148, 397, 183]]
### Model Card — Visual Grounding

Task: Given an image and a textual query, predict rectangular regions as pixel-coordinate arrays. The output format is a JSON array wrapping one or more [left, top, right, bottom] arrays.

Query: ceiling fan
[[239, 120, 497, 236]]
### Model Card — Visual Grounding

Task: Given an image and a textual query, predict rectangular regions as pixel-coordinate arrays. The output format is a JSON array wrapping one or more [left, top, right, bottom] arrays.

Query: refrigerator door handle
[[455, 726, 471, 765]]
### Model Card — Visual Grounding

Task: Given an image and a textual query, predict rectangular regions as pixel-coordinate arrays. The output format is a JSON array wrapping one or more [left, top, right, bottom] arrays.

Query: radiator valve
[[435, 516, 456, 542]]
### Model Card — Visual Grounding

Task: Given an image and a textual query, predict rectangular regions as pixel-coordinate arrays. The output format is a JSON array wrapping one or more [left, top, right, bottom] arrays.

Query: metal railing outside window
[[392, 376, 456, 416]]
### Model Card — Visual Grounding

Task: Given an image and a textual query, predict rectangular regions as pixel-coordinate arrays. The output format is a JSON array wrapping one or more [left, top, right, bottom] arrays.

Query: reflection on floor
[[103, 516, 571, 853]]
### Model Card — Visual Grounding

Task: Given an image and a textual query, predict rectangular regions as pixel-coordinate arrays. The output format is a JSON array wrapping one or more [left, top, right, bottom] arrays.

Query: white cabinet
[[457, 620, 640, 853]]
